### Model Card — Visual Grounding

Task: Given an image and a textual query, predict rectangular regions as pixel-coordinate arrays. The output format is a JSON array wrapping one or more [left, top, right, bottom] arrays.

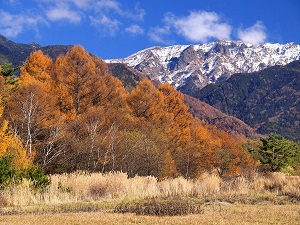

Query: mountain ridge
[[0, 34, 72, 66], [105, 40, 300, 89]]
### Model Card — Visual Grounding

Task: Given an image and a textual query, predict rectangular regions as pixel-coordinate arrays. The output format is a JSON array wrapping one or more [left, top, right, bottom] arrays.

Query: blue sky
[[0, 0, 299, 59]]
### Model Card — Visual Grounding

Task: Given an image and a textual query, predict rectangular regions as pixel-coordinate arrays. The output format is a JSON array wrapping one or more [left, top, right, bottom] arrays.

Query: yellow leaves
[[125, 79, 256, 178], [158, 83, 192, 142], [20, 50, 52, 83], [0, 101, 3, 119], [0, 120, 10, 156], [0, 119, 8, 136], [0, 119, 30, 169]]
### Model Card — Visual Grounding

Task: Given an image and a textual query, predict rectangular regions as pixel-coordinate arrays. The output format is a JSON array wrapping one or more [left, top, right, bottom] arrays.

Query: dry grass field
[[0, 204, 299, 225], [0, 171, 299, 224]]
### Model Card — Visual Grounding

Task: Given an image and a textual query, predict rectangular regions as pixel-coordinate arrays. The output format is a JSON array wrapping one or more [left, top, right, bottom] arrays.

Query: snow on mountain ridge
[[105, 40, 300, 89]]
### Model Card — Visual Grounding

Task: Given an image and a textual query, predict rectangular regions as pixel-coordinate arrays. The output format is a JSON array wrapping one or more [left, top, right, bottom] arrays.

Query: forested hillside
[[196, 61, 300, 141], [0, 46, 257, 178], [184, 94, 259, 140]]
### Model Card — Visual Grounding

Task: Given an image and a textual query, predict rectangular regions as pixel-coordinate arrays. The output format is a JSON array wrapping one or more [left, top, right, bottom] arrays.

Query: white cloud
[[45, 3, 82, 23], [125, 24, 144, 35], [238, 21, 267, 45], [71, 0, 94, 10], [95, 0, 122, 13], [1, 0, 146, 38], [165, 11, 231, 43], [0, 10, 43, 37], [129, 5, 145, 21], [89, 1, 145, 36], [39, 0, 92, 9], [90, 15, 120, 36], [94, 0, 145, 21], [148, 26, 171, 44]]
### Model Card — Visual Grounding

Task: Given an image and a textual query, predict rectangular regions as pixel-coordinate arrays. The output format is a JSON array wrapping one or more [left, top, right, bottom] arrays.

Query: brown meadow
[[0, 171, 299, 224]]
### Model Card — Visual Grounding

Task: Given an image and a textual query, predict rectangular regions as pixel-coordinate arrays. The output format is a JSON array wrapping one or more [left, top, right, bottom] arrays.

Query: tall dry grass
[[1, 171, 299, 207]]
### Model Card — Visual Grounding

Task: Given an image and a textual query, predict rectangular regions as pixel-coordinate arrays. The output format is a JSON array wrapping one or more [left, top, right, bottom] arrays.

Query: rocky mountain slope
[[196, 60, 300, 141], [105, 40, 300, 90], [0, 35, 72, 66]]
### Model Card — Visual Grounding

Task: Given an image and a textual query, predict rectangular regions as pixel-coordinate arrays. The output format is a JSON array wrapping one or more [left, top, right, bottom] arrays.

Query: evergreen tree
[[258, 133, 299, 172]]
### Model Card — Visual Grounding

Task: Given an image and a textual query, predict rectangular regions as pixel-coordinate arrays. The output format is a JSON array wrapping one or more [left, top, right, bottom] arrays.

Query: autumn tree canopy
[[0, 46, 257, 178]]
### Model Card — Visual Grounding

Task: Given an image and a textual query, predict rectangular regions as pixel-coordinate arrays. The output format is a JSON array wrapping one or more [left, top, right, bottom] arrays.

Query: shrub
[[0, 155, 21, 188], [0, 155, 50, 190], [114, 198, 204, 216], [22, 165, 50, 189]]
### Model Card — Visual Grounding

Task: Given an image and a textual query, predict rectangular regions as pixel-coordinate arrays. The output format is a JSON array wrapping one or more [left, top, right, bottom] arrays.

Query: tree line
[[0, 46, 298, 179]]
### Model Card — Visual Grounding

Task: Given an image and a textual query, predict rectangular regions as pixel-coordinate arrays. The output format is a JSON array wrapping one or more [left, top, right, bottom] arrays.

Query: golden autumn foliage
[[52, 46, 127, 116], [0, 96, 30, 168], [158, 83, 193, 151], [52, 46, 98, 114], [0, 46, 256, 178], [7, 65, 61, 155], [126, 80, 165, 123], [21, 50, 52, 83], [196, 124, 256, 177]]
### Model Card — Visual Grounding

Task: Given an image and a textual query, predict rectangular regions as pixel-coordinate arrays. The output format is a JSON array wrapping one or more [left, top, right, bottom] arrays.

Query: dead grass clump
[[251, 172, 300, 199], [89, 179, 108, 198], [280, 176, 300, 201], [263, 172, 288, 192], [50, 171, 129, 200], [193, 173, 221, 198], [220, 176, 250, 196], [0, 179, 44, 206], [158, 177, 193, 197], [114, 198, 204, 216], [51, 172, 159, 200], [125, 175, 159, 198], [89, 172, 128, 199]]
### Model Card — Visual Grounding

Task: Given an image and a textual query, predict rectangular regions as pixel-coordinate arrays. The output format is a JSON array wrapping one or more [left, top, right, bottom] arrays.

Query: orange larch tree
[[126, 80, 166, 123], [198, 124, 256, 177], [20, 50, 52, 83], [5, 50, 64, 170]]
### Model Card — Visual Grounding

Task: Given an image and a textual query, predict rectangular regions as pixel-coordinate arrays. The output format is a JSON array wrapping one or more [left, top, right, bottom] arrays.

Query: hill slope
[[196, 60, 300, 141], [184, 94, 259, 140], [0, 35, 72, 66], [107, 63, 148, 90]]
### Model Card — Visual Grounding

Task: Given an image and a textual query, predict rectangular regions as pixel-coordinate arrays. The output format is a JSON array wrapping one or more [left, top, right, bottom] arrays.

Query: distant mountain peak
[[29, 42, 42, 49], [105, 40, 300, 89]]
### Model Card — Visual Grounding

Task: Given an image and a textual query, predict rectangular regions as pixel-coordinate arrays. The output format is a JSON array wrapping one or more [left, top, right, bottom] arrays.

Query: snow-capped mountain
[[105, 40, 300, 89]]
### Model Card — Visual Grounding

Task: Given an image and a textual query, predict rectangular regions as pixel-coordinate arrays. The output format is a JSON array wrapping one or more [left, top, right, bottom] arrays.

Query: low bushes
[[114, 198, 204, 216]]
